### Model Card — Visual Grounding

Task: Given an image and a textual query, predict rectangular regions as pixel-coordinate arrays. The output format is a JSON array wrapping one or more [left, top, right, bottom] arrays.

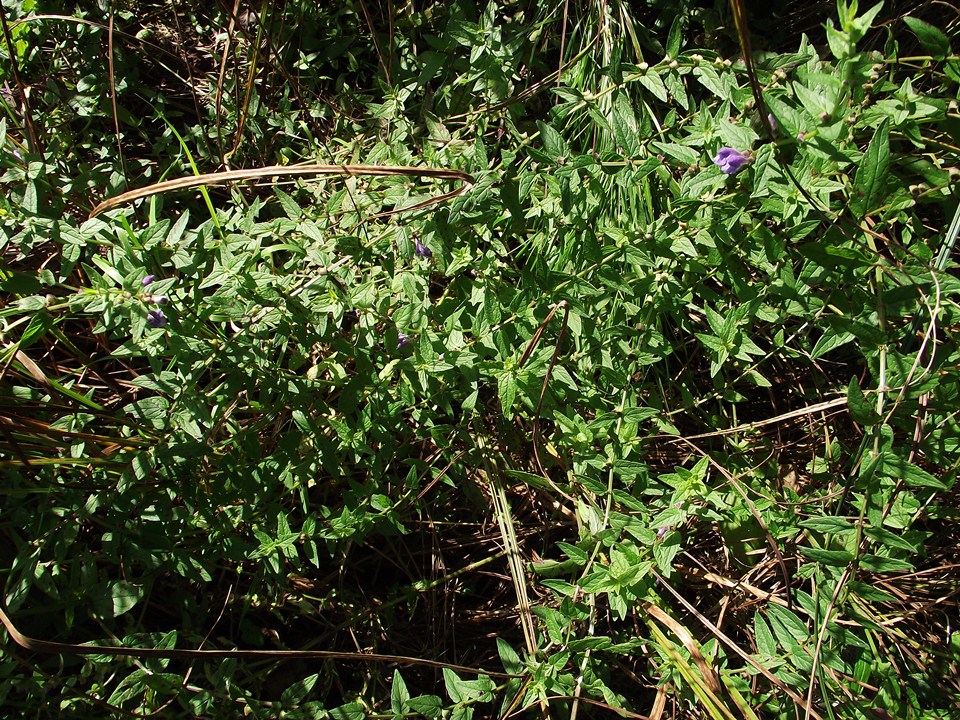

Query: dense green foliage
[[1, 0, 959, 717]]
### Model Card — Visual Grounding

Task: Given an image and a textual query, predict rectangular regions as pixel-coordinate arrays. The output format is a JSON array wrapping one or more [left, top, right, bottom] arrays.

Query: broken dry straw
[[88, 164, 475, 219]]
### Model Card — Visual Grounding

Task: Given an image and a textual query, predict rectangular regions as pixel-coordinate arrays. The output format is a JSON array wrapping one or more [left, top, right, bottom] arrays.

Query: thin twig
[[89, 163, 474, 219], [0, 603, 516, 677]]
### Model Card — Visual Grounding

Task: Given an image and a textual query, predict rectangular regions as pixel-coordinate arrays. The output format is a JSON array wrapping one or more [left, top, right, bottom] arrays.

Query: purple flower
[[767, 113, 778, 134], [713, 147, 751, 175], [397, 333, 411, 349], [146, 309, 167, 328], [142, 275, 156, 286], [414, 239, 432, 258], [153, 295, 169, 305]]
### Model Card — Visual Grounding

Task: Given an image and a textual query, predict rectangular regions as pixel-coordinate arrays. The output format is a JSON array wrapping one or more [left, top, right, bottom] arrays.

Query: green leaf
[[754, 612, 777, 657], [110, 581, 144, 617], [864, 526, 920, 553], [766, 604, 809, 647], [537, 121, 567, 161], [107, 669, 148, 705], [662, 71, 688, 110], [650, 141, 699, 165], [497, 638, 522, 674], [860, 554, 915, 573], [443, 668, 466, 703], [799, 517, 857, 535], [799, 546, 854, 566], [556, 541, 588, 563], [846, 376, 880, 425], [281, 673, 319, 704], [825, 19, 851, 59], [880, 453, 948, 490], [613, 94, 643, 158], [329, 702, 365, 720], [812, 328, 855, 359], [406, 695, 443, 718], [451, 706, 474, 720], [18, 311, 53, 348], [666, 17, 683, 58], [848, 581, 897, 603], [637, 71, 668, 102], [391, 669, 410, 715], [540, 578, 577, 595], [903, 17, 951, 58], [579, 569, 616, 594], [273, 188, 303, 221], [850, 119, 889, 218], [848, 2, 885, 43], [497, 370, 517, 417]]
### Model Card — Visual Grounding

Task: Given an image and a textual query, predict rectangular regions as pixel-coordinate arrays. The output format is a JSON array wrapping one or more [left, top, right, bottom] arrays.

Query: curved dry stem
[[88, 164, 475, 219], [0, 602, 514, 678]]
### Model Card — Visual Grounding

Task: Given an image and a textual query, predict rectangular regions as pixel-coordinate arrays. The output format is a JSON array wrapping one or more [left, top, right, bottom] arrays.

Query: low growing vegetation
[[1, 0, 958, 717]]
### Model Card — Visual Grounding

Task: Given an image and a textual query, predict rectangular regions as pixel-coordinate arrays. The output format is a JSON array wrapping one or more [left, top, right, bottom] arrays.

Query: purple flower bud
[[797, 131, 807, 142], [146, 309, 167, 328], [397, 333, 411, 349], [154, 295, 169, 305], [142, 275, 156, 286], [767, 113, 778, 134], [712, 147, 751, 175], [414, 239, 432, 258]]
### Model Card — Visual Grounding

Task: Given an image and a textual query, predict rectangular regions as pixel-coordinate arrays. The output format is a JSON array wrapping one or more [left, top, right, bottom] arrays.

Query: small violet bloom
[[414, 239, 432, 258], [146, 309, 167, 328], [142, 274, 156, 286], [767, 112, 778, 134], [397, 333, 411, 349], [713, 147, 751, 175]]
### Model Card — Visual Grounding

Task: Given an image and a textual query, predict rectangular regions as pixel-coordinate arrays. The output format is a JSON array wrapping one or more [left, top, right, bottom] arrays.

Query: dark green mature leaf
[[880, 453, 948, 490], [613, 94, 644, 158], [860, 555, 915, 573], [329, 703, 366, 720], [767, 604, 809, 648], [799, 517, 857, 535], [847, 376, 880, 425], [537, 121, 568, 161], [443, 669, 467, 704], [903, 17, 951, 58], [497, 638, 522, 674], [283, 673, 320, 705], [107, 670, 148, 706], [812, 328, 855, 359], [406, 695, 443, 718], [18, 311, 53, 347], [864, 526, 920, 553], [498, 370, 517, 417], [637, 71, 668, 102], [851, 119, 889, 218], [799, 546, 854, 566], [754, 612, 777, 657], [666, 16, 683, 59]]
